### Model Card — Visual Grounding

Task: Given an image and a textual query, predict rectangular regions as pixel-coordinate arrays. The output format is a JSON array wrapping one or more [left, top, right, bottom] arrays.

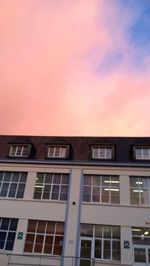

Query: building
[[0, 135, 149, 266]]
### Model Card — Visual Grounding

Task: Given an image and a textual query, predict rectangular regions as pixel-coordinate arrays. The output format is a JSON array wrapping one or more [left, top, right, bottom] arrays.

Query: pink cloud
[[0, 0, 150, 136]]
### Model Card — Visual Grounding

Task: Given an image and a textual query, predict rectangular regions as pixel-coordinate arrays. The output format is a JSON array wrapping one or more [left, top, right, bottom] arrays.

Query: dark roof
[[0, 135, 150, 163]]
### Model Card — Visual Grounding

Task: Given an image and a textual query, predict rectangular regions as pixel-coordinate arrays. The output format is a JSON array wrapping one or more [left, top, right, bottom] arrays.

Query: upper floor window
[[0, 171, 27, 199], [83, 175, 120, 204], [24, 220, 64, 255], [33, 173, 69, 201], [0, 218, 18, 251], [47, 145, 68, 159], [130, 176, 150, 205], [134, 147, 150, 160], [91, 146, 114, 160], [9, 144, 31, 158]]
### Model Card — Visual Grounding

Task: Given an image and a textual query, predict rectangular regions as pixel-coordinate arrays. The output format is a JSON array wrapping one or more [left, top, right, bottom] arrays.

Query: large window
[[0, 171, 27, 199], [91, 146, 114, 160], [130, 176, 150, 205], [24, 220, 64, 255], [47, 146, 68, 158], [80, 224, 120, 261], [33, 173, 69, 201], [0, 218, 18, 251], [83, 175, 120, 204], [9, 145, 31, 157]]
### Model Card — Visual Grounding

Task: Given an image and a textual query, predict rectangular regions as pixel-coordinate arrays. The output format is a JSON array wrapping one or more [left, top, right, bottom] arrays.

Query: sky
[[0, 0, 150, 136]]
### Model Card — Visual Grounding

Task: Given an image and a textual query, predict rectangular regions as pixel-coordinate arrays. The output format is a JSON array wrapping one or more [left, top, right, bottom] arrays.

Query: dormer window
[[9, 145, 31, 158], [134, 147, 150, 160], [47, 145, 68, 158], [91, 146, 114, 160]]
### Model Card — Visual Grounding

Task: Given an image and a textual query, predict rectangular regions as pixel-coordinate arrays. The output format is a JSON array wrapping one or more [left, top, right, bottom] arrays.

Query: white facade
[[0, 160, 149, 266]]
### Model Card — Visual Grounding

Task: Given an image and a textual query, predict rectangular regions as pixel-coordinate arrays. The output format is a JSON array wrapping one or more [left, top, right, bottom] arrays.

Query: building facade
[[0, 136, 149, 266]]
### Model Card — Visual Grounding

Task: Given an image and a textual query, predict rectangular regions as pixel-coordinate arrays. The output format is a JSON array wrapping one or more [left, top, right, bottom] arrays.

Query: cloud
[[0, 0, 150, 136]]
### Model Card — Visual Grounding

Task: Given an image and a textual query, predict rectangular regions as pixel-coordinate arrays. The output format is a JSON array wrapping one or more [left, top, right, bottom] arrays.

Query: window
[[0, 218, 18, 251], [9, 145, 31, 157], [134, 147, 150, 160], [91, 146, 114, 160], [33, 173, 69, 201], [0, 171, 27, 199], [80, 224, 120, 261], [24, 220, 64, 255], [132, 227, 150, 245], [130, 176, 150, 205], [83, 175, 120, 204], [47, 146, 68, 158]]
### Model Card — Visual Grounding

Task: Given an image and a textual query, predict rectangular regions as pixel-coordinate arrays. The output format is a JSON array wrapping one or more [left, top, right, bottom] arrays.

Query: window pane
[[46, 222, 55, 234], [44, 236, 53, 254], [12, 172, 20, 182], [28, 220, 36, 233], [134, 248, 146, 263], [111, 191, 119, 204], [83, 186, 91, 202], [104, 226, 111, 238], [10, 219, 18, 231], [53, 175, 61, 184], [53, 236, 63, 255], [37, 221, 46, 233], [103, 240, 111, 259], [1, 218, 10, 230], [93, 176, 100, 186], [36, 173, 44, 183], [81, 225, 93, 237], [112, 227, 120, 239], [45, 173, 52, 183], [56, 223, 64, 235], [102, 187, 109, 203], [4, 172, 11, 182], [130, 188, 140, 205], [95, 239, 101, 258], [84, 175, 91, 185], [95, 225, 102, 237], [112, 241, 120, 260], [62, 174, 69, 184], [92, 187, 100, 202]]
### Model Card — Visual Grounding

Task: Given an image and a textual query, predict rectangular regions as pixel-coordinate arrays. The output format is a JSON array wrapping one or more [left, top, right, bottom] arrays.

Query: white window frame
[[9, 145, 31, 157], [83, 175, 120, 204], [130, 176, 150, 205], [0, 171, 27, 199], [24, 220, 64, 255], [33, 173, 69, 201], [134, 147, 150, 160], [92, 146, 113, 160], [80, 224, 120, 262], [47, 146, 68, 158]]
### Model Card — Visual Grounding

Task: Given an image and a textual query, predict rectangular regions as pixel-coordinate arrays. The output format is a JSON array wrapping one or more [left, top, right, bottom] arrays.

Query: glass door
[[80, 238, 93, 266], [134, 246, 150, 266]]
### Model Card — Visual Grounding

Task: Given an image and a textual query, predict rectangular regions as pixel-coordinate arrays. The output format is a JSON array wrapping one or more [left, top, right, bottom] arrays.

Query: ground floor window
[[80, 224, 120, 261], [0, 218, 18, 251], [24, 220, 64, 255], [132, 227, 150, 264]]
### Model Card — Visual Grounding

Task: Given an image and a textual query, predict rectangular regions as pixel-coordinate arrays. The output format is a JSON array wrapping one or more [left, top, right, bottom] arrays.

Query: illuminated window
[[9, 145, 31, 157], [24, 220, 64, 255], [91, 146, 114, 160], [130, 176, 150, 205], [83, 175, 120, 204], [33, 173, 69, 201]]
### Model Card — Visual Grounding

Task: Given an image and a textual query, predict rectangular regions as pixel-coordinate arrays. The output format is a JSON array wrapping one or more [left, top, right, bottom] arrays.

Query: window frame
[[9, 144, 31, 158], [33, 172, 69, 201], [0, 171, 27, 199], [24, 220, 64, 255], [47, 145, 69, 159], [80, 224, 120, 261], [90, 145, 115, 160], [130, 176, 150, 206], [83, 175, 120, 204], [0, 218, 18, 251], [133, 146, 150, 161]]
